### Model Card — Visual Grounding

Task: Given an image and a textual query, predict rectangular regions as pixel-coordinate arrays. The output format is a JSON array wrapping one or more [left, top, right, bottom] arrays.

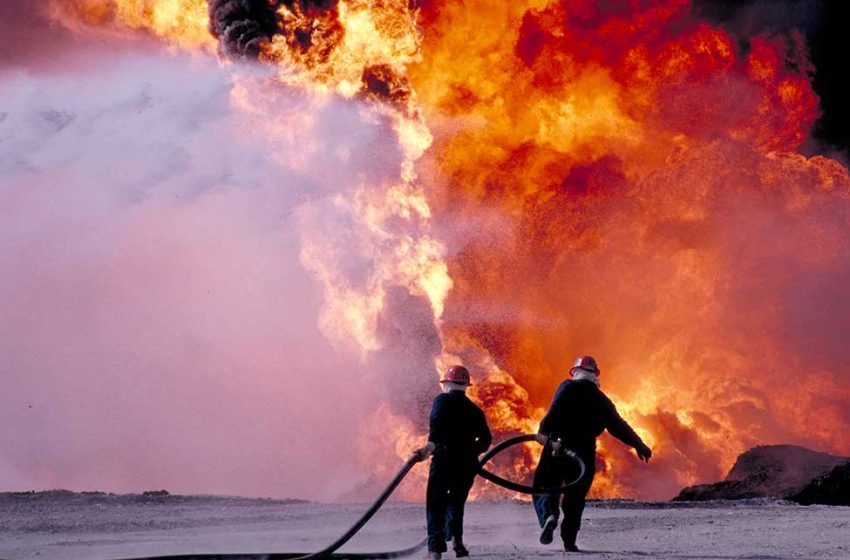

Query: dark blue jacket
[[539, 379, 645, 458], [428, 390, 492, 464]]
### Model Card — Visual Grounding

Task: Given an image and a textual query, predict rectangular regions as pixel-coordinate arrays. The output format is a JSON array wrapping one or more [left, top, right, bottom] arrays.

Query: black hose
[[289, 454, 424, 560], [105, 434, 585, 560], [287, 436, 583, 557], [113, 454, 427, 560], [477, 434, 586, 494], [118, 539, 426, 559]]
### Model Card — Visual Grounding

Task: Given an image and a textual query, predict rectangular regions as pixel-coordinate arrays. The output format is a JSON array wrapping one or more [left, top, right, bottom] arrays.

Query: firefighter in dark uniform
[[533, 355, 652, 552], [415, 365, 492, 560]]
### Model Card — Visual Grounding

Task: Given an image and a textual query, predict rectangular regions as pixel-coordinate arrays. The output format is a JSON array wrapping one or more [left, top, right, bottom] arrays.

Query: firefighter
[[415, 365, 492, 560], [533, 355, 652, 552]]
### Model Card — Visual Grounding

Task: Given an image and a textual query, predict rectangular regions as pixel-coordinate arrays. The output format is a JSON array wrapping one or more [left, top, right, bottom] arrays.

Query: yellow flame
[[52, 0, 214, 49], [264, 0, 421, 99]]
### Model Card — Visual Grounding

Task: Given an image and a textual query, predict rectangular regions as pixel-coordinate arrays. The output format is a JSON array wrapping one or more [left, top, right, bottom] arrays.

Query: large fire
[[53, 0, 850, 500]]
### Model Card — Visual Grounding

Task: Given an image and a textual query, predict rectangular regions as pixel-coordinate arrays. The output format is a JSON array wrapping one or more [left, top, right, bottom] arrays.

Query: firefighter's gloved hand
[[414, 442, 436, 461], [636, 443, 652, 463], [535, 433, 549, 445]]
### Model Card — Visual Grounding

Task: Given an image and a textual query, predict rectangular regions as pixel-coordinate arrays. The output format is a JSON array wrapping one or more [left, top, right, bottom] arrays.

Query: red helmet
[[441, 365, 471, 385], [571, 355, 601, 375]]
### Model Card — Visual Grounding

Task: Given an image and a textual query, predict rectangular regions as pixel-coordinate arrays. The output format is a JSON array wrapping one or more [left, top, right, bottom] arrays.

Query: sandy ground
[[1, 493, 849, 560]]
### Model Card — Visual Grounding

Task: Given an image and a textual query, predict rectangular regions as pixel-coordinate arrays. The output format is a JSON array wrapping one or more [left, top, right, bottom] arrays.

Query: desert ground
[[1, 493, 849, 560]]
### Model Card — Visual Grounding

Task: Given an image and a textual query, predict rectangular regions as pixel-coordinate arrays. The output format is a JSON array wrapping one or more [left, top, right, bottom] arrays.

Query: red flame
[[410, 0, 849, 499]]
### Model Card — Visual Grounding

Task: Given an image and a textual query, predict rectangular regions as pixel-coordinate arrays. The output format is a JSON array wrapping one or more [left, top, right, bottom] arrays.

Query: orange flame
[[262, 0, 421, 102], [51, 0, 214, 49], [408, 0, 849, 499]]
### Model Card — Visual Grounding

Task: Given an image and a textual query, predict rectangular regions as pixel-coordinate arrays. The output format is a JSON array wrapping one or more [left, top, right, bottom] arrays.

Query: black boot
[[539, 514, 557, 545], [561, 525, 580, 552], [453, 536, 469, 558]]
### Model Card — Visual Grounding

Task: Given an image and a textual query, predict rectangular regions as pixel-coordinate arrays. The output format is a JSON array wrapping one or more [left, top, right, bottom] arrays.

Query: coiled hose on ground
[[112, 434, 585, 560]]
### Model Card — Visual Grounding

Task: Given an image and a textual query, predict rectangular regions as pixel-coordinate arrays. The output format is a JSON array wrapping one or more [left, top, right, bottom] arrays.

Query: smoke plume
[[207, 0, 281, 58]]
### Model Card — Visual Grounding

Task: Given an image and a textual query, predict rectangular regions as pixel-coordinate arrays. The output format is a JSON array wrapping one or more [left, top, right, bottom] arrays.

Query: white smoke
[[0, 46, 416, 499]]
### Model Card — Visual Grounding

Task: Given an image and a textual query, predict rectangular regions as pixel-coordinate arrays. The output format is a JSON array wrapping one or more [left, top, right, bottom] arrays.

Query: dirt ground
[[1, 493, 849, 560]]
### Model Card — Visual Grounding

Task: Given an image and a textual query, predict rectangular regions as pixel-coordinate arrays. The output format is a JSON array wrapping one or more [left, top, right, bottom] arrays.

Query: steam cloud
[[0, 35, 420, 498]]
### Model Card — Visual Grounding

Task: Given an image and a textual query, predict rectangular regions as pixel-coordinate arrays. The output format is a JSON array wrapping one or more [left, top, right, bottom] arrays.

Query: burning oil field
[[2, 0, 850, 521]]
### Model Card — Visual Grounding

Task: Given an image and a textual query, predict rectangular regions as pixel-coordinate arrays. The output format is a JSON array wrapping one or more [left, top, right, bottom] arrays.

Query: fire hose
[[477, 434, 586, 494], [112, 434, 586, 560]]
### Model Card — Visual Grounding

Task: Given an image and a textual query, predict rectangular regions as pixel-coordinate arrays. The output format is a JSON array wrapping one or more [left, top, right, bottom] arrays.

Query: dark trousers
[[532, 449, 595, 548], [426, 457, 476, 553]]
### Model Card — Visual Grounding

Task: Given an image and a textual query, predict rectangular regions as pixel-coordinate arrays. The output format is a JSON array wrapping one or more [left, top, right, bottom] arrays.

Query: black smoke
[[207, 0, 282, 59], [693, 0, 850, 156], [207, 0, 345, 60]]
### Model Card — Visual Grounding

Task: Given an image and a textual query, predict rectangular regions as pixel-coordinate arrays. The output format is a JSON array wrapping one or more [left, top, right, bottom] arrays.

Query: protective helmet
[[571, 355, 601, 375], [440, 365, 471, 385]]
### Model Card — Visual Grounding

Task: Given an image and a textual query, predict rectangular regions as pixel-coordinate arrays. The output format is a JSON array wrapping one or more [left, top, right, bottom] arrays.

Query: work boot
[[453, 536, 469, 558], [564, 543, 579, 552], [539, 514, 557, 545], [427, 552, 442, 560]]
